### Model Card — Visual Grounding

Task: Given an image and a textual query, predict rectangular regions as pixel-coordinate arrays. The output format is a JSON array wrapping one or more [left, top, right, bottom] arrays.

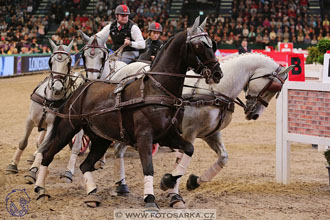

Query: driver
[[98, 4, 145, 64]]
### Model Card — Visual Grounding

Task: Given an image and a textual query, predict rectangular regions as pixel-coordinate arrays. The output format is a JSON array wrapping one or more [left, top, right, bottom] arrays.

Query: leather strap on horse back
[[182, 94, 234, 138], [182, 94, 235, 112]]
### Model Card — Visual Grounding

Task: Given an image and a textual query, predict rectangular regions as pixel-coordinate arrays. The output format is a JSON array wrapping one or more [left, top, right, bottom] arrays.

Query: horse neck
[[212, 55, 276, 99], [100, 59, 110, 80], [149, 34, 188, 97]]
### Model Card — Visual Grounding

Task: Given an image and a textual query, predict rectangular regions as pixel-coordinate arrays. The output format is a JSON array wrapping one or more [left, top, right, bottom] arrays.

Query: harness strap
[[204, 107, 227, 138], [183, 84, 246, 110], [38, 110, 47, 132], [30, 92, 66, 132], [120, 71, 205, 82], [148, 74, 180, 100]]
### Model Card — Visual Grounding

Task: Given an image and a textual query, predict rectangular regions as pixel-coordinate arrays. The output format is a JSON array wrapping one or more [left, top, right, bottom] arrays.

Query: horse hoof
[[6, 164, 18, 174], [94, 160, 105, 170], [160, 173, 181, 191], [186, 174, 200, 191], [26, 155, 35, 164], [169, 194, 186, 209], [35, 186, 51, 200], [24, 170, 37, 184], [84, 194, 101, 208], [144, 202, 159, 212], [116, 184, 130, 196], [60, 170, 73, 183]]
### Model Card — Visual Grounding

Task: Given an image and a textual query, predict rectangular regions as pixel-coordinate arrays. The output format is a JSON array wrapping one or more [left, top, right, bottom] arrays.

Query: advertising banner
[[0, 56, 14, 76]]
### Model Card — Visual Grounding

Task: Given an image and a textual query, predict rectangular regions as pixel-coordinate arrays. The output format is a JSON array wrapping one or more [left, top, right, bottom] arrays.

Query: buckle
[[214, 98, 223, 106], [196, 100, 203, 107], [174, 99, 183, 107]]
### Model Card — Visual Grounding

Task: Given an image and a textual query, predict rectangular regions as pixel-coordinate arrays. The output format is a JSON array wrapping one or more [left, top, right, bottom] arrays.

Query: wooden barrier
[[276, 81, 330, 184]]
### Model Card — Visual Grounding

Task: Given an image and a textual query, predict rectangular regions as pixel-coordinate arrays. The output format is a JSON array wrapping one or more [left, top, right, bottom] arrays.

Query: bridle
[[245, 65, 286, 108], [81, 36, 109, 79], [48, 48, 72, 94], [186, 31, 222, 81]]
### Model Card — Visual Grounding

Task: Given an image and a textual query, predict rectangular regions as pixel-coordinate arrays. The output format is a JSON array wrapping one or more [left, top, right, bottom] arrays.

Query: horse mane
[[151, 31, 186, 67], [220, 52, 277, 65]]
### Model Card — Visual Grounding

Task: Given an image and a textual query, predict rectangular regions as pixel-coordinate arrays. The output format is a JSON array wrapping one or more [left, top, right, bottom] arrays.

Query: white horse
[[56, 31, 151, 182], [111, 53, 294, 207], [54, 31, 147, 182], [6, 39, 74, 177], [22, 31, 128, 183]]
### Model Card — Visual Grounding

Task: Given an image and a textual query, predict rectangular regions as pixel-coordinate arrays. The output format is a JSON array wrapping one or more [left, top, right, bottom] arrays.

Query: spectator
[[238, 39, 251, 54]]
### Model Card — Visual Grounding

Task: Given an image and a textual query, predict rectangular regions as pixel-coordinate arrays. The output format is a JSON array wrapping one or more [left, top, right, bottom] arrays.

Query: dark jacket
[[238, 46, 251, 54], [138, 38, 163, 61], [109, 20, 138, 52]]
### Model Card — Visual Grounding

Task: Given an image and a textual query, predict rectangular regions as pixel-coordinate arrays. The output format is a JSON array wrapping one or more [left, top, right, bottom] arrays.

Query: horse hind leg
[[113, 142, 129, 196], [187, 131, 228, 190], [6, 118, 34, 174], [79, 136, 111, 208]]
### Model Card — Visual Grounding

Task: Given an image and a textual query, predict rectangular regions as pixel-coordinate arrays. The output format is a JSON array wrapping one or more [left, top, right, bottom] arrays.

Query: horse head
[[79, 30, 109, 80], [48, 39, 73, 97], [244, 64, 294, 120], [186, 16, 223, 84]]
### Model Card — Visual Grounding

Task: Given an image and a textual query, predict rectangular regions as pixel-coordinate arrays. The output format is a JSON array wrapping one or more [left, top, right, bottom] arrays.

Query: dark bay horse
[[33, 17, 222, 210]]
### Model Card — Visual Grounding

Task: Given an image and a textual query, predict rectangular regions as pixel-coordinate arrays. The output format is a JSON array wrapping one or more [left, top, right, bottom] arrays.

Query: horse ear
[[79, 30, 90, 42], [279, 65, 295, 76], [200, 17, 207, 30], [188, 16, 200, 34], [48, 38, 58, 52], [96, 30, 109, 45]]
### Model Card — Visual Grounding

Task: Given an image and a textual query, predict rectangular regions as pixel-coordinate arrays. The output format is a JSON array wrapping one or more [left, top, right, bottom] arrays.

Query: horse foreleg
[[113, 142, 129, 196], [6, 118, 34, 173], [79, 136, 111, 208], [165, 131, 196, 209], [135, 131, 159, 211], [187, 131, 228, 190], [34, 121, 77, 201], [25, 125, 54, 184], [26, 131, 47, 165], [94, 154, 106, 170], [61, 129, 84, 183]]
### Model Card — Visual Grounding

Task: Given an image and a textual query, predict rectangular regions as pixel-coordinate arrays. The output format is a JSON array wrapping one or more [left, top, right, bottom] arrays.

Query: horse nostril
[[252, 114, 259, 120]]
